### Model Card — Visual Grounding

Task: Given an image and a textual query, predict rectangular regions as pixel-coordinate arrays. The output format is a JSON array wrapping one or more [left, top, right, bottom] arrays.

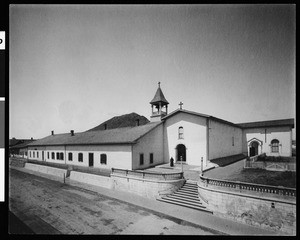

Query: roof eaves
[[134, 122, 163, 142], [28, 142, 136, 147], [209, 116, 242, 129]]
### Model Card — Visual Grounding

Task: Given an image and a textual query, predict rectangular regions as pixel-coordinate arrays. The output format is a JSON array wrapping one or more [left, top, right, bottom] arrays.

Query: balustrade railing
[[111, 168, 184, 181], [199, 175, 296, 197]]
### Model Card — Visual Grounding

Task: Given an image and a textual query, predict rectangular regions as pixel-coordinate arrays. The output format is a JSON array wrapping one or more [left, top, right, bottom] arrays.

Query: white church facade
[[26, 83, 294, 170]]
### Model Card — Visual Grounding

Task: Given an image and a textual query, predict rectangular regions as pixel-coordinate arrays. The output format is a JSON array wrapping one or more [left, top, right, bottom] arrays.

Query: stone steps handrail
[[111, 168, 184, 180], [199, 175, 296, 197]]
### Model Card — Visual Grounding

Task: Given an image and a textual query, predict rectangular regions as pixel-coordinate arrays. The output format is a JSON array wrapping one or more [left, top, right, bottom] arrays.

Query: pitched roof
[[237, 119, 294, 129], [87, 112, 149, 132], [10, 140, 36, 149], [9, 138, 35, 147], [27, 122, 162, 146], [162, 109, 241, 128], [150, 86, 169, 105]]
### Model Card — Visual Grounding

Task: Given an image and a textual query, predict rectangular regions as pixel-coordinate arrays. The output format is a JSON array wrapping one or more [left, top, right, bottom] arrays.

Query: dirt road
[[9, 168, 214, 235]]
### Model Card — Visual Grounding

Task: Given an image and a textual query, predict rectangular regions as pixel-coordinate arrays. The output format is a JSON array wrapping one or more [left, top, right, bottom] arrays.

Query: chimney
[[70, 130, 74, 136], [104, 124, 107, 130], [51, 130, 54, 135], [136, 119, 140, 126]]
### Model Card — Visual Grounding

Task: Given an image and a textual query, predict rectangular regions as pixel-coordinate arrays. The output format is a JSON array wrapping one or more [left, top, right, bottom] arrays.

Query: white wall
[[132, 124, 164, 170], [208, 119, 243, 160], [28, 145, 133, 170], [163, 112, 207, 166], [243, 126, 292, 156]]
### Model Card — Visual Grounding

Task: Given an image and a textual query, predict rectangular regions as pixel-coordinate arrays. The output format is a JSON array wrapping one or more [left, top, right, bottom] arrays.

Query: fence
[[111, 168, 184, 181], [199, 175, 296, 197]]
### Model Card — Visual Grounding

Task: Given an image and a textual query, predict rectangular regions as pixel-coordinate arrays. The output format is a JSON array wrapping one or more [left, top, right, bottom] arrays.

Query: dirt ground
[[9, 168, 214, 235]]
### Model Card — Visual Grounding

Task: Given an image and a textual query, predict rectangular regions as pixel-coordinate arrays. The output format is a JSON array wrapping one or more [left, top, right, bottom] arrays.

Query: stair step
[[177, 189, 198, 194], [181, 185, 198, 190], [161, 196, 203, 207], [174, 191, 198, 198], [172, 193, 200, 201], [157, 198, 212, 213], [179, 187, 198, 191], [165, 195, 202, 204]]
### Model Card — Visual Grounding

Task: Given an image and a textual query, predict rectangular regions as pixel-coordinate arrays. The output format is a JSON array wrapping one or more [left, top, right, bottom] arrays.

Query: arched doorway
[[176, 144, 186, 162], [249, 141, 259, 157]]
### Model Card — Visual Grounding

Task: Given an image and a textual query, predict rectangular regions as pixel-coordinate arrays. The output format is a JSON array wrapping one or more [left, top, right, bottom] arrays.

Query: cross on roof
[[158, 82, 161, 88], [179, 102, 183, 109]]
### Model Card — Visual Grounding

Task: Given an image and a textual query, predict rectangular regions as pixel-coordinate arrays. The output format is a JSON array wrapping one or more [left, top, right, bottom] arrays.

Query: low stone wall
[[198, 176, 296, 235], [69, 171, 113, 189], [25, 163, 67, 178], [111, 173, 185, 200], [244, 160, 296, 172]]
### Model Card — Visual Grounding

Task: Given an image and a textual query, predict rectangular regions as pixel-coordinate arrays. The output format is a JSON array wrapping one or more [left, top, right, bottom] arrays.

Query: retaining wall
[[24, 163, 67, 178], [198, 177, 296, 235], [69, 171, 113, 189], [111, 173, 185, 200]]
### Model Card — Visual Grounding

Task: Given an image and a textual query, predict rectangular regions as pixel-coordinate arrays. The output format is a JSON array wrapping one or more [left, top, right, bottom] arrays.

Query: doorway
[[249, 141, 259, 157], [89, 153, 94, 167], [176, 144, 186, 162]]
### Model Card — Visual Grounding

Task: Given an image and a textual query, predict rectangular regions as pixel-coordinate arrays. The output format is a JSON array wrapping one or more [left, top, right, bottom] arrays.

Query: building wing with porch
[[25, 83, 294, 170]]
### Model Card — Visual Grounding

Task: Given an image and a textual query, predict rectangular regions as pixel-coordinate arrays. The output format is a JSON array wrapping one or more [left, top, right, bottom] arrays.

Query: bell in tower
[[150, 82, 169, 122]]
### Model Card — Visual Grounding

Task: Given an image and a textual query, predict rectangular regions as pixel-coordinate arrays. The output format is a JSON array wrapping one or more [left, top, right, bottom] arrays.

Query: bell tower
[[150, 82, 169, 122]]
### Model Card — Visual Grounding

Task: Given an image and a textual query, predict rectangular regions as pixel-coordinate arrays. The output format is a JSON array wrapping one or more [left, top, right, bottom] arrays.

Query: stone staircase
[[157, 180, 212, 213]]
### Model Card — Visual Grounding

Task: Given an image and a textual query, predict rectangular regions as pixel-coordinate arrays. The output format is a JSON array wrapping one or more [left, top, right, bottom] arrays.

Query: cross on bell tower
[[179, 102, 183, 110], [150, 82, 169, 122]]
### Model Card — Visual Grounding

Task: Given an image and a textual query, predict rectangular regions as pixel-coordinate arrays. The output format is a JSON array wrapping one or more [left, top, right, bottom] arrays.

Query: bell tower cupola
[[150, 82, 169, 122]]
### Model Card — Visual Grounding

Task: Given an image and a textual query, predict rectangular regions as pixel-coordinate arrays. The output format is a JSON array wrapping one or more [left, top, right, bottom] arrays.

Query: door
[[177, 144, 186, 162], [89, 153, 94, 167]]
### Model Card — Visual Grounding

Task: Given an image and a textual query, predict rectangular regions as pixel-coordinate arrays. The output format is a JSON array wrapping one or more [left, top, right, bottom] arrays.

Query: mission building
[[25, 83, 294, 170]]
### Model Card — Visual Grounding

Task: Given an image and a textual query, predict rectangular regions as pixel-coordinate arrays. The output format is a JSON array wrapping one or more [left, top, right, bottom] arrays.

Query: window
[[47, 152, 49, 159], [178, 127, 184, 139], [56, 152, 60, 160], [68, 152, 73, 161], [271, 139, 279, 153], [52, 152, 55, 159], [37, 152, 39, 158], [100, 154, 107, 165], [150, 153, 154, 164], [232, 136, 234, 146], [140, 153, 144, 165], [29, 151, 31, 157], [78, 153, 83, 162], [33, 152, 35, 158], [60, 152, 64, 160]]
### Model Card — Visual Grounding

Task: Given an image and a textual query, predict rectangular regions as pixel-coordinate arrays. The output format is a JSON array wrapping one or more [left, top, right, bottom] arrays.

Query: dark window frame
[[100, 154, 107, 165], [68, 152, 73, 161], [78, 153, 83, 162], [150, 153, 154, 164], [271, 139, 279, 153], [140, 153, 144, 165], [178, 126, 184, 139]]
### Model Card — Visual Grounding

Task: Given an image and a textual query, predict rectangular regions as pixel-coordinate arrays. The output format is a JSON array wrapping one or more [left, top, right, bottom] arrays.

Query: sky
[[9, 4, 295, 139]]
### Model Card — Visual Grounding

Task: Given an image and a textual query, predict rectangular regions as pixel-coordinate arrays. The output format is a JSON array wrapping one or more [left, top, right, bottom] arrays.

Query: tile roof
[[9, 140, 36, 149], [27, 122, 162, 146], [237, 119, 294, 129], [87, 112, 149, 132]]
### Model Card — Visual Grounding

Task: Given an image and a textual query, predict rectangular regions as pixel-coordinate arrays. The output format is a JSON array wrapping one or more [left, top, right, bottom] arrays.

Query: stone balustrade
[[111, 168, 184, 181], [199, 175, 296, 197]]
